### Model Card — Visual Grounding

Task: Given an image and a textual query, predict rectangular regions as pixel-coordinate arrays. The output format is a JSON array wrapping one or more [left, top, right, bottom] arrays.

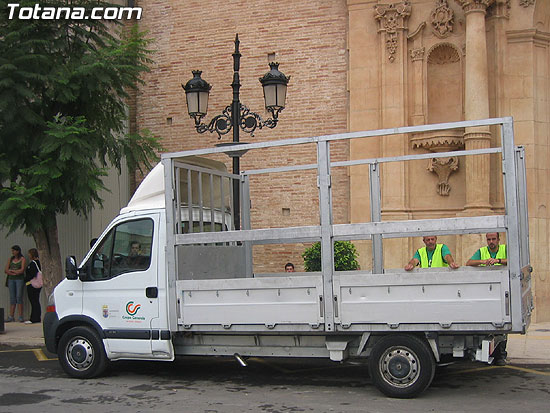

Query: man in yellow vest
[[465, 232, 507, 267], [404, 235, 459, 271], [466, 232, 508, 365]]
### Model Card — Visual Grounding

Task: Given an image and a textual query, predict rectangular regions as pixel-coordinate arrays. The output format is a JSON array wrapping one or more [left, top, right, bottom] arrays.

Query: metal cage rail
[[163, 117, 532, 333]]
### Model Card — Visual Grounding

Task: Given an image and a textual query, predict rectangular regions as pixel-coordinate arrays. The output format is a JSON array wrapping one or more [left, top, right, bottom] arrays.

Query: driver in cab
[[125, 241, 148, 269]]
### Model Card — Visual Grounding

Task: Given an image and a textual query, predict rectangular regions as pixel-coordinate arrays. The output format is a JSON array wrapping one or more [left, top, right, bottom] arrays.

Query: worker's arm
[[466, 258, 485, 266], [404, 258, 419, 271], [466, 257, 507, 266], [465, 249, 482, 266], [445, 254, 459, 269]]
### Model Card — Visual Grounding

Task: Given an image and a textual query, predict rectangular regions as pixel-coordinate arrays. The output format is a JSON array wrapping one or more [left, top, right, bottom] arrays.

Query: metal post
[[317, 140, 335, 332], [187, 169, 193, 233], [220, 176, 225, 233], [232, 34, 242, 231], [175, 167, 182, 234], [369, 162, 383, 274], [209, 173, 215, 232], [242, 174, 253, 277], [198, 171, 204, 233], [163, 158, 178, 331], [501, 120, 522, 330], [515, 147, 530, 269]]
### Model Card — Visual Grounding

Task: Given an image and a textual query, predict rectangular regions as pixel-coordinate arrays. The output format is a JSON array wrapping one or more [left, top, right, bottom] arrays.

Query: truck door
[[81, 214, 170, 360]]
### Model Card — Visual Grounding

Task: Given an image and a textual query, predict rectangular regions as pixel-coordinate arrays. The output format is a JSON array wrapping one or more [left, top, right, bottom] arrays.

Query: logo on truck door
[[122, 301, 145, 322], [126, 301, 141, 316]]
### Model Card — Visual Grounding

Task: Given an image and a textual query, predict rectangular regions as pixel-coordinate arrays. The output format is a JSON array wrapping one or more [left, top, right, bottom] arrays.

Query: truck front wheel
[[58, 326, 108, 379], [368, 335, 435, 398]]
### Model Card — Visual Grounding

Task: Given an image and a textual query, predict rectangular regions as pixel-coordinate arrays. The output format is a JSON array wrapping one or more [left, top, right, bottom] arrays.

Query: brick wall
[[134, 0, 350, 272]]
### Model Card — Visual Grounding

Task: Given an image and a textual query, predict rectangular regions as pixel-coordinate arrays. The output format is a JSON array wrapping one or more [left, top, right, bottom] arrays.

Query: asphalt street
[[1, 321, 550, 411], [1, 345, 550, 412]]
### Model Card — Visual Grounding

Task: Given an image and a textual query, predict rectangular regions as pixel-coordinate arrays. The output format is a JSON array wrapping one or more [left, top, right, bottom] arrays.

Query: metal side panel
[[177, 245, 249, 280], [333, 269, 510, 329], [177, 276, 324, 330]]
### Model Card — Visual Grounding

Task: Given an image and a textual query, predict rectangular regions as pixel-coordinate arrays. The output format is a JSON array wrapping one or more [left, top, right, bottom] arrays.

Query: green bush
[[302, 241, 359, 271]]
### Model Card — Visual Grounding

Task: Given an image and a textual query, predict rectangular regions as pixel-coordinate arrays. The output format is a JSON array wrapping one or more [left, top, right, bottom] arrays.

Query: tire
[[368, 334, 436, 399], [58, 326, 108, 379]]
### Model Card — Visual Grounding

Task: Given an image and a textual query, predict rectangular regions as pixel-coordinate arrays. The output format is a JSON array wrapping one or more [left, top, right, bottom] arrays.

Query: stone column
[[373, 1, 411, 214], [374, 1, 412, 268], [455, 0, 494, 214], [410, 46, 425, 126]]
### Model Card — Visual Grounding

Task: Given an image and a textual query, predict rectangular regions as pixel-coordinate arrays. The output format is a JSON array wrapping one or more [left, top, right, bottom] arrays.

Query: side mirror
[[65, 256, 78, 280]]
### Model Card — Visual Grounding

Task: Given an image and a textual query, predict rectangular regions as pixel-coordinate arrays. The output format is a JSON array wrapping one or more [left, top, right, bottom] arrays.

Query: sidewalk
[[0, 319, 45, 348], [1, 319, 549, 364], [506, 321, 550, 365]]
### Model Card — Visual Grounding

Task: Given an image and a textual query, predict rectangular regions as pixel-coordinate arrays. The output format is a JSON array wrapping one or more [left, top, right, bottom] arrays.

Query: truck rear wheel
[[58, 326, 108, 379], [368, 334, 435, 398]]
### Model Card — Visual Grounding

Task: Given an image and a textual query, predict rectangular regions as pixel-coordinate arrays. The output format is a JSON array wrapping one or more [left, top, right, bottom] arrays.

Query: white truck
[[44, 117, 533, 398]]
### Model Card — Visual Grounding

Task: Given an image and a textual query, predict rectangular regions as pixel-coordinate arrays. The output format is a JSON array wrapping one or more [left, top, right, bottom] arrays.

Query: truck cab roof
[[121, 156, 228, 214]]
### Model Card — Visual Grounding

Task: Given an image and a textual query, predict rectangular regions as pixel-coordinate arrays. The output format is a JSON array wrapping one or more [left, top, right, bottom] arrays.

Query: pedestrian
[[284, 262, 295, 272], [24, 248, 42, 324], [404, 235, 459, 270], [4, 245, 27, 322]]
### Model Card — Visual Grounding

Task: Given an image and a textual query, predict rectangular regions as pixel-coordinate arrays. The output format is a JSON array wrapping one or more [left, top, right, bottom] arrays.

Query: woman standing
[[4, 245, 26, 322], [24, 248, 42, 324]]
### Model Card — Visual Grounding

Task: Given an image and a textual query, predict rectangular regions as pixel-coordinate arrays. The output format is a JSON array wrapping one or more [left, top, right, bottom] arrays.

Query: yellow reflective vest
[[479, 244, 506, 266], [418, 244, 447, 268]]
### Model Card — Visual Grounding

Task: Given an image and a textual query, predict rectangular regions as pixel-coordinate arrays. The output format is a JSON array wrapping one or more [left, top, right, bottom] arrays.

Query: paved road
[[1, 345, 549, 412]]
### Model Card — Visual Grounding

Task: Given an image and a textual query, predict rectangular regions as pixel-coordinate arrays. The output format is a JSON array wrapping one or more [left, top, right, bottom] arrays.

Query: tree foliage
[[302, 241, 359, 272], [0, 1, 161, 290]]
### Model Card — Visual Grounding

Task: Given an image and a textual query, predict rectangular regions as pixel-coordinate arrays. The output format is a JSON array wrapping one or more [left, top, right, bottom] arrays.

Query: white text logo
[[7, 3, 142, 20]]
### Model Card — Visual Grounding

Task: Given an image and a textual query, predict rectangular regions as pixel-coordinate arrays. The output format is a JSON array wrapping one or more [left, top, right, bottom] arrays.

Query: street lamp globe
[[182, 70, 212, 123], [259, 62, 290, 118]]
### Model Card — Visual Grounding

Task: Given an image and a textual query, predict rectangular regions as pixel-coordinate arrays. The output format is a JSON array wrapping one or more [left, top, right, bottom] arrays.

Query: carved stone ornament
[[428, 157, 459, 196], [519, 0, 535, 7], [431, 0, 455, 38], [427, 43, 461, 64], [410, 130, 464, 196], [374, 1, 412, 63], [410, 130, 465, 152], [410, 47, 425, 61], [453, 0, 495, 13], [487, 0, 510, 19]]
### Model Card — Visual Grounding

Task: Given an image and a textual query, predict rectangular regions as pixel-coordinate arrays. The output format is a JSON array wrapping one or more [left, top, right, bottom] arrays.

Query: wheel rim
[[378, 345, 420, 388], [66, 336, 94, 371]]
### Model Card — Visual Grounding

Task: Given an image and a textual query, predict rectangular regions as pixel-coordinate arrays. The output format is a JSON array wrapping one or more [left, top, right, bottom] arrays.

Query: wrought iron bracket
[[193, 103, 282, 139]]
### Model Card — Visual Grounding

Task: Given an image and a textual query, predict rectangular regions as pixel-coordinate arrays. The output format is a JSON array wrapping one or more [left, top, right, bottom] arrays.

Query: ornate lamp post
[[183, 34, 290, 230]]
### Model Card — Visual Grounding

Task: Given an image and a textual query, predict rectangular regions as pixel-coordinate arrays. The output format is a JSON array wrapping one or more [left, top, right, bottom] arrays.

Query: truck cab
[[44, 156, 230, 375]]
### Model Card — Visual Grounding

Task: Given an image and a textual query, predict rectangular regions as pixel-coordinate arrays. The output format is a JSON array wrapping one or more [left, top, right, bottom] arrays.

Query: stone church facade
[[132, 0, 550, 321]]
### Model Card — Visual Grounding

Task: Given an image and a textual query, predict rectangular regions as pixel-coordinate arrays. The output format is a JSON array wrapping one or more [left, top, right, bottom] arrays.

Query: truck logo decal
[[103, 305, 109, 318], [126, 301, 141, 316]]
